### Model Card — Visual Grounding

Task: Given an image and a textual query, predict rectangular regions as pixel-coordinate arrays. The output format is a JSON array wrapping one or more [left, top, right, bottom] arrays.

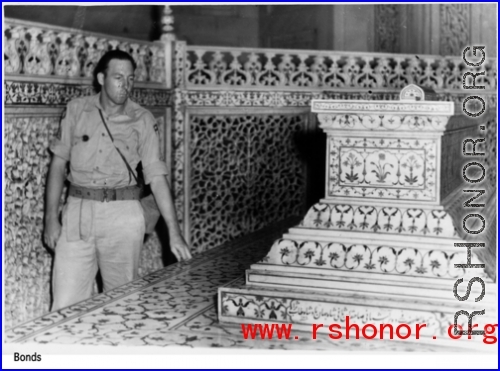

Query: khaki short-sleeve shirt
[[50, 94, 167, 188]]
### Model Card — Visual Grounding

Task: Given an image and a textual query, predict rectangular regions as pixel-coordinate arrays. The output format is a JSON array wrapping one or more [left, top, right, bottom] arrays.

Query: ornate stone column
[[160, 5, 175, 90], [218, 86, 497, 349]]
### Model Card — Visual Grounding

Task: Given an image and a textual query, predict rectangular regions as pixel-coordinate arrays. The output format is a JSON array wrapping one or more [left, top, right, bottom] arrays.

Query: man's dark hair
[[93, 49, 137, 92]]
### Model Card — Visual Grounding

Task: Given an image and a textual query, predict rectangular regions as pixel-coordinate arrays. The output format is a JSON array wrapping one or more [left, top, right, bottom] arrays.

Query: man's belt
[[69, 184, 142, 202]]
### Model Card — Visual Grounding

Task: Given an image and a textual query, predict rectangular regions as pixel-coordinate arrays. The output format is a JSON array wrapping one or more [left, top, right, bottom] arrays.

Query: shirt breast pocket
[[100, 141, 133, 176], [102, 151, 126, 175]]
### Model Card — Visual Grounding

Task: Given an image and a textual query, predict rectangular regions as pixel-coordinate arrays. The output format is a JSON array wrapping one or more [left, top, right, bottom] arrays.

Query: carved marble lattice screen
[[189, 114, 308, 253], [4, 115, 60, 328]]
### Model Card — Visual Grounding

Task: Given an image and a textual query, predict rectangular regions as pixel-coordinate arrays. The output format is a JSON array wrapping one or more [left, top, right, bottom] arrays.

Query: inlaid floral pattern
[[261, 238, 491, 280], [330, 137, 436, 201], [219, 289, 496, 349], [4, 81, 172, 107], [180, 90, 497, 110], [318, 113, 451, 131], [4, 222, 478, 352], [4, 220, 295, 342]]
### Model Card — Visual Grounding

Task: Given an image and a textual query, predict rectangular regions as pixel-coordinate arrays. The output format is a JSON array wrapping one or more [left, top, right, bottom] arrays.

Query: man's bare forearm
[[150, 175, 192, 261], [45, 156, 67, 222], [150, 175, 183, 240]]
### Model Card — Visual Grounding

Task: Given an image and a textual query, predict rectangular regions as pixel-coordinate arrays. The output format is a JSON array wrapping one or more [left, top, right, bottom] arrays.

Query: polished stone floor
[[5, 220, 472, 352]]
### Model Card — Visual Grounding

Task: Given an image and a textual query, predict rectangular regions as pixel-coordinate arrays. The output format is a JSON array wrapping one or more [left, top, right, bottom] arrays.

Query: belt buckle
[[102, 188, 117, 202]]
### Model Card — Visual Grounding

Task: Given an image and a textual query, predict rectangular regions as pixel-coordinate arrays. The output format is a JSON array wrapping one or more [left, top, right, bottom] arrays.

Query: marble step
[[284, 228, 463, 247], [256, 229, 491, 281], [218, 280, 498, 351], [299, 202, 460, 239], [246, 267, 497, 303]]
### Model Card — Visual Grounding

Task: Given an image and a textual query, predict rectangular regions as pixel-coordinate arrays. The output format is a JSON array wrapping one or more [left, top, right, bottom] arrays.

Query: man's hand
[[170, 234, 192, 261], [44, 217, 61, 251]]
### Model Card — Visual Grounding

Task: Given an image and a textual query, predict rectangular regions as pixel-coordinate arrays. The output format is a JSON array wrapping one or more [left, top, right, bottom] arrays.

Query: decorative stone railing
[[4, 18, 166, 85], [184, 45, 497, 92], [5, 17, 497, 95]]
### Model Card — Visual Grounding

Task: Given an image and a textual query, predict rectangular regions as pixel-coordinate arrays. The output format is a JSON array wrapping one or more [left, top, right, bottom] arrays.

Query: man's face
[[97, 59, 135, 106]]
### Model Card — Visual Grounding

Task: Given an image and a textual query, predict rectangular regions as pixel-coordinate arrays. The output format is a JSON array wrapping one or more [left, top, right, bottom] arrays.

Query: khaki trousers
[[51, 196, 145, 311]]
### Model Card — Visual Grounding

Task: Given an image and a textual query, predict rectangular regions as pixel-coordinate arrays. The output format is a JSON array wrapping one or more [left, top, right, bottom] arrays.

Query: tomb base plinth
[[217, 93, 497, 351]]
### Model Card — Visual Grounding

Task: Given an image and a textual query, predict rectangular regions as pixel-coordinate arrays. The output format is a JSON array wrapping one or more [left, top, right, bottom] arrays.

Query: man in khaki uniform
[[44, 50, 191, 310]]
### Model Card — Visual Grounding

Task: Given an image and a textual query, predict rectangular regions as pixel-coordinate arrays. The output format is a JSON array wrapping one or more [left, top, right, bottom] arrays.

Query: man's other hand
[[170, 234, 192, 261], [44, 217, 61, 250]]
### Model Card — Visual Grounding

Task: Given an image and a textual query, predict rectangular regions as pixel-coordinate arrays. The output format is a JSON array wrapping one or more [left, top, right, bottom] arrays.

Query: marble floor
[[4, 220, 473, 353]]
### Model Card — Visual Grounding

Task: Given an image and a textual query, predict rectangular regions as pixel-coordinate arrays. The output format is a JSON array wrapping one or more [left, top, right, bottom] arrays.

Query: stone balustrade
[[5, 18, 497, 95], [4, 18, 166, 84], [185, 45, 497, 92]]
